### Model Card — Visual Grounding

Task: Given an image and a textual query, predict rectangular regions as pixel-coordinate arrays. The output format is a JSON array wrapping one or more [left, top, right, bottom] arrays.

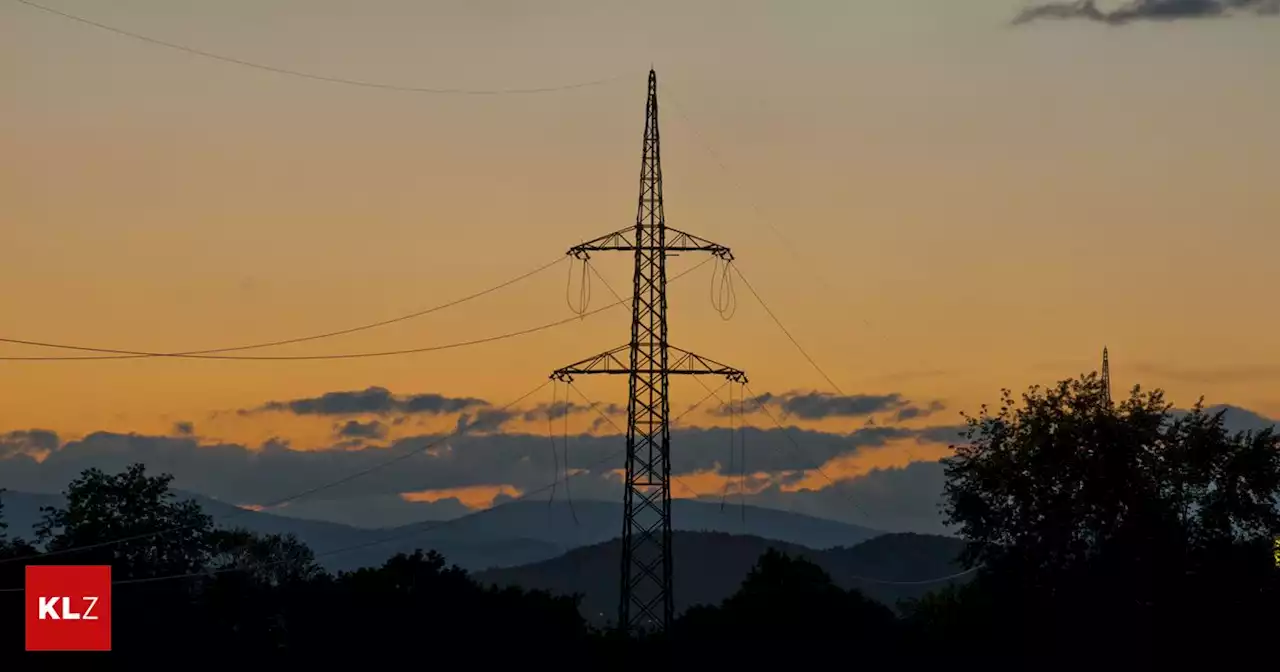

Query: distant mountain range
[[0, 491, 883, 572], [475, 531, 970, 621]]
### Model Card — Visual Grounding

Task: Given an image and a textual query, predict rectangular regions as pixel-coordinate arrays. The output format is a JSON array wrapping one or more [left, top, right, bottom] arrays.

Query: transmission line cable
[[682, 374, 876, 524], [19, 256, 563, 360], [0, 378, 975, 591], [0, 441, 626, 592], [660, 86, 872, 330], [732, 263, 920, 458], [720, 381, 736, 511], [14, 0, 628, 96], [565, 257, 593, 317], [587, 241, 912, 514], [0, 258, 712, 361], [546, 380, 561, 506], [741, 381, 877, 521], [0, 378, 553, 565], [731, 264, 845, 398], [578, 261, 745, 502], [561, 379, 579, 525], [567, 380, 728, 500], [1, 372, 728, 589], [710, 256, 737, 320]]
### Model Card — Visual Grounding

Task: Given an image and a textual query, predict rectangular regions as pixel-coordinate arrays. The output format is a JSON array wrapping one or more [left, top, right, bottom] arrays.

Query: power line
[[582, 198, 917, 521], [652, 378, 974, 587], [732, 263, 921, 459], [741, 382, 875, 522], [584, 258, 892, 527], [842, 565, 978, 587], [0, 439, 626, 592], [0, 378, 554, 566], [566, 379, 730, 499], [14, 0, 628, 96], [0, 257, 713, 361], [730, 264, 846, 397], [0, 257, 710, 559], [0, 369, 727, 589], [0, 256, 564, 361], [659, 90, 810, 271], [2, 424, 975, 593]]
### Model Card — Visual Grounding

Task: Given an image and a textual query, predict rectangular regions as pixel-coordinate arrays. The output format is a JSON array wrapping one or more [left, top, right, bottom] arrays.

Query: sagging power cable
[[13, 0, 629, 96], [0, 258, 712, 361], [565, 256, 593, 317], [0, 378, 553, 566], [710, 256, 737, 320], [0, 256, 565, 360], [0, 438, 627, 592]]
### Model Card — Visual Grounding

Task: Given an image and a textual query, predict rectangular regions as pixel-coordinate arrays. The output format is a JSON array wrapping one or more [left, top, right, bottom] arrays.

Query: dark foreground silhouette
[[1, 374, 1277, 668], [475, 529, 968, 622]]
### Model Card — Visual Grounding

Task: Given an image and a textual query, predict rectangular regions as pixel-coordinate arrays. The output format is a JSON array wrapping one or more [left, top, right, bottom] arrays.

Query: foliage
[[2, 367, 1278, 665], [35, 464, 216, 579], [940, 374, 1280, 661]]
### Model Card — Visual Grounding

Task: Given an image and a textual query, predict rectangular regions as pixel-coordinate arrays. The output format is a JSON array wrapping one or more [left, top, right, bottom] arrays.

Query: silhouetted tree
[[672, 549, 898, 658], [209, 529, 322, 585], [36, 464, 215, 579], [940, 374, 1280, 662]]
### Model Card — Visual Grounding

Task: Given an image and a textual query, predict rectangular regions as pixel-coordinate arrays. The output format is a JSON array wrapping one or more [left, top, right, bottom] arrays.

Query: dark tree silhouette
[[35, 464, 215, 579], [671, 548, 898, 659], [208, 528, 323, 585], [3, 376, 1277, 670], [938, 374, 1280, 663]]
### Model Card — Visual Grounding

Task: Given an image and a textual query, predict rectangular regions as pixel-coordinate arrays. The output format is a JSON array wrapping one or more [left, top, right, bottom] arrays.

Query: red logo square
[[25, 565, 112, 652]]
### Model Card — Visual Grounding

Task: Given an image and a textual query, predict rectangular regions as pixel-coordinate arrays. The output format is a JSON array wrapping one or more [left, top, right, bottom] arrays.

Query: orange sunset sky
[[2, 1, 1277, 516]]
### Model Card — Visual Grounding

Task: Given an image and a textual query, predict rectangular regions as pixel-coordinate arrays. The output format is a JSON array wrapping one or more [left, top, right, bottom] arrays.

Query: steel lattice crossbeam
[[549, 69, 745, 635]]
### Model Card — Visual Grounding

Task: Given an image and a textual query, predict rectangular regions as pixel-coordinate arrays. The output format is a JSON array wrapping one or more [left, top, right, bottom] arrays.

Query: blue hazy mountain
[[475, 531, 969, 621], [0, 491, 882, 572]]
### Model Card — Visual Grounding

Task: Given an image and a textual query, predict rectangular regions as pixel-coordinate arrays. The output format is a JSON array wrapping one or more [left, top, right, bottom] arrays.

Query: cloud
[[0, 429, 59, 460], [709, 390, 946, 423], [454, 408, 519, 434], [335, 420, 387, 440], [716, 460, 955, 535], [248, 387, 487, 417], [1013, 0, 1279, 25], [520, 401, 625, 422], [893, 400, 947, 422], [1, 401, 1271, 533], [0, 422, 964, 513]]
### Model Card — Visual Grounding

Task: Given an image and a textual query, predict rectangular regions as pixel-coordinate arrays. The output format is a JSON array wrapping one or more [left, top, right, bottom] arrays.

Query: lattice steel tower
[[550, 69, 745, 634], [1101, 346, 1112, 405]]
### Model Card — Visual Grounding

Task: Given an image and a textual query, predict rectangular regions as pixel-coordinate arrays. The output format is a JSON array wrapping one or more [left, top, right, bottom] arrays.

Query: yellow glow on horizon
[[400, 484, 523, 509], [782, 440, 953, 492], [2, 0, 1277, 446]]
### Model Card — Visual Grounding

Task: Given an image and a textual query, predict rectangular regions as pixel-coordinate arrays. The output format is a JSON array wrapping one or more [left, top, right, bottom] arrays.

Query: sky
[[2, 1, 1277, 531]]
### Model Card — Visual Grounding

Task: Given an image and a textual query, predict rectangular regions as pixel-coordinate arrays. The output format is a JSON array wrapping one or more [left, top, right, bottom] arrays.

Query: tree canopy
[[939, 374, 1280, 661], [1, 373, 1277, 665]]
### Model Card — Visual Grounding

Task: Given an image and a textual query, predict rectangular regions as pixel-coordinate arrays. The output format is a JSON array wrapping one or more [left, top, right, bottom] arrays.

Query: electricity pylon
[[1101, 346, 1112, 405], [550, 69, 746, 634]]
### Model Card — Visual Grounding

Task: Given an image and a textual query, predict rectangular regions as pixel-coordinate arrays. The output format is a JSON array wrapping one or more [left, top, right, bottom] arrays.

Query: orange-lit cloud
[[400, 484, 522, 509], [782, 440, 954, 493]]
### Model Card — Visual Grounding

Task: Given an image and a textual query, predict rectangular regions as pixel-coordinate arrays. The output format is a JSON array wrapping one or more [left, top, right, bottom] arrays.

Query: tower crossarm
[[567, 226, 733, 261], [551, 344, 746, 383]]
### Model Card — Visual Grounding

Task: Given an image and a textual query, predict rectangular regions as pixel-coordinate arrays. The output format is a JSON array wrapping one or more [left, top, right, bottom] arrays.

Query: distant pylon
[[1101, 346, 1112, 405], [549, 69, 746, 635]]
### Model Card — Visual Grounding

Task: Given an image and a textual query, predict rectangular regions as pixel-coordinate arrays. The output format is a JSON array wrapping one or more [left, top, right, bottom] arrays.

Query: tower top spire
[[636, 67, 663, 232], [1101, 346, 1112, 405]]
